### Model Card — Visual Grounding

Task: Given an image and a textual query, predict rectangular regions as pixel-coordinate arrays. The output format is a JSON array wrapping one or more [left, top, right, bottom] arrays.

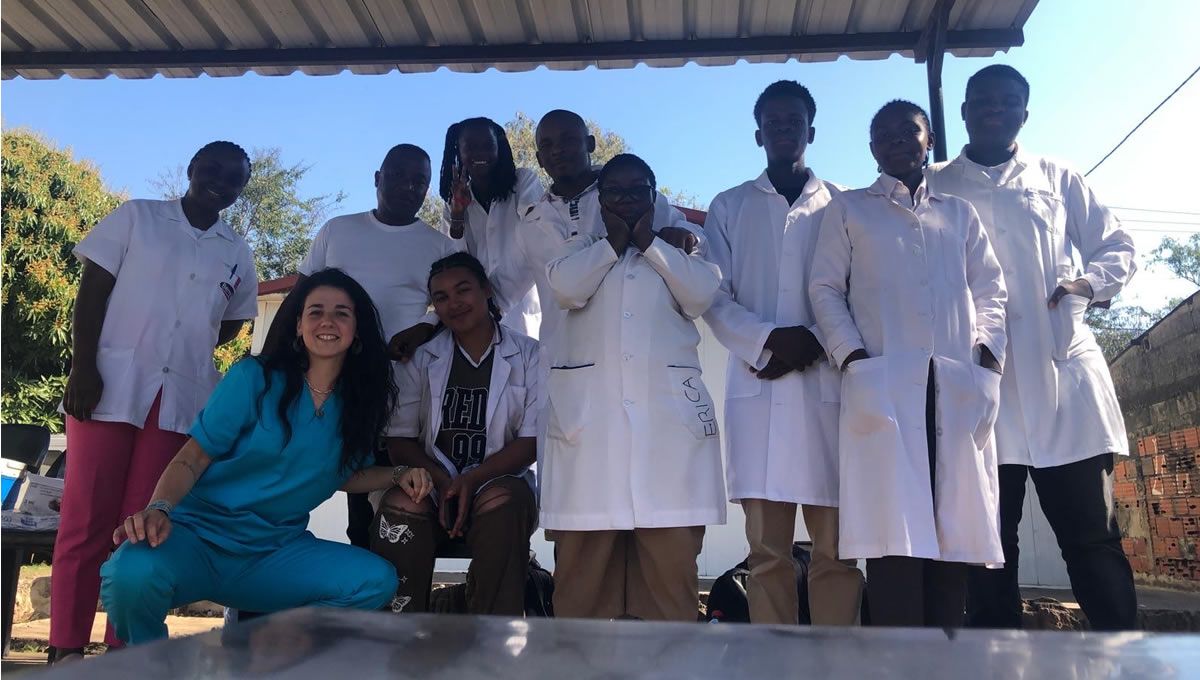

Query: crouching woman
[[100, 268, 433, 644]]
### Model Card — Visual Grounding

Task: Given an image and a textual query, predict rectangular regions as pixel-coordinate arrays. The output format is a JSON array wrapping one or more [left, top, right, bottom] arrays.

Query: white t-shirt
[[299, 211, 462, 340]]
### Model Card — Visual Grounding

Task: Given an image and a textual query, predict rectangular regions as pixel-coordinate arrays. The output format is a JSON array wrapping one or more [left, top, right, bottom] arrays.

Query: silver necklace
[[304, 376, 334, 417]]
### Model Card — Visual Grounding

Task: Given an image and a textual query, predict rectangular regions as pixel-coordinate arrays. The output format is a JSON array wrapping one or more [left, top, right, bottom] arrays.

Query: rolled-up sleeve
[[188, 359, 263, 459]]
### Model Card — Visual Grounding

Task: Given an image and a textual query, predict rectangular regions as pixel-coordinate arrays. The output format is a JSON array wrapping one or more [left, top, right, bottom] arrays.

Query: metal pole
[[925, 1, 951, 163]]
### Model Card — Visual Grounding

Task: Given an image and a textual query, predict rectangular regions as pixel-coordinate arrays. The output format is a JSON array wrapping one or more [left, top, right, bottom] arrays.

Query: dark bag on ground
[[706, 542, 812, 624]]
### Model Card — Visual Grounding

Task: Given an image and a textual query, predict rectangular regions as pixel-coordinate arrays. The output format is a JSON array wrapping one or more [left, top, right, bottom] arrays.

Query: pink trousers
[[49, 393, 187, 648]]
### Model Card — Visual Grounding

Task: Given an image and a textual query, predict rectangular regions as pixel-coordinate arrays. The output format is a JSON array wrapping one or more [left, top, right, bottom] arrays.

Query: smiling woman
[[97, 267, 434, 646], [48, 139, 261, 664]]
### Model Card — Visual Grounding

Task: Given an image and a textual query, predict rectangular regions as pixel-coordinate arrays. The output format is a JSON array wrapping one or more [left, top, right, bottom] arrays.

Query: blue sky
[[3, 0, 1198, 306]]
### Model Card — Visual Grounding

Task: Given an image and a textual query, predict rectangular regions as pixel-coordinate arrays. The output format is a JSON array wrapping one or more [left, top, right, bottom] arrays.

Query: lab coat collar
[[950, 144, 1030, 186], [165, 198, 237, 242], [866, 173, 943, 207], [751, 168, 827, 207]]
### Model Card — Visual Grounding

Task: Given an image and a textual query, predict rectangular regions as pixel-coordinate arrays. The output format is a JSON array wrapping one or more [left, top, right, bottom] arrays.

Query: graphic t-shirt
[[435, 345, 494, 472]]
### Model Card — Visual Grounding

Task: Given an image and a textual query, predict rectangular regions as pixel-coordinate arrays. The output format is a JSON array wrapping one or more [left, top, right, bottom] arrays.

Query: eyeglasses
[[599, 185, 654, 202]]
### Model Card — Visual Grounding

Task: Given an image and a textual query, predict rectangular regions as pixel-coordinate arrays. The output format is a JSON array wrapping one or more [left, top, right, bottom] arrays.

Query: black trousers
[[966, 454, 1138, 631], [347, 447, 391, 549], [866, 362, 968, 628]]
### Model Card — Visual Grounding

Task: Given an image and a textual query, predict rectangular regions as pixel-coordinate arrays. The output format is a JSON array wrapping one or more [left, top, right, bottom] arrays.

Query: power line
[[1112, 206, 1200, 217], [1085, 64, 1200, 177], [1120, 218, 1200, 226]]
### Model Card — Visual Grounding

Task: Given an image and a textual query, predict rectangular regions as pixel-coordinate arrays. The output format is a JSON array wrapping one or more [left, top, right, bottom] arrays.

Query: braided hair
[[437, 118, 518, 205]]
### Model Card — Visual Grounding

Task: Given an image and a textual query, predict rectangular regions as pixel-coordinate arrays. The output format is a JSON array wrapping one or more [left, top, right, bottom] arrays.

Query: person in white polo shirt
[[51, 141, 258, 663], [298, 143, 461, 548], [703, 80, 863, 626], [926, 65, 1138, 630]]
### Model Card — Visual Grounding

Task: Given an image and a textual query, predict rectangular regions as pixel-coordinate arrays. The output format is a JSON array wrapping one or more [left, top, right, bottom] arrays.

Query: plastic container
[[1, 458, 27, 506]]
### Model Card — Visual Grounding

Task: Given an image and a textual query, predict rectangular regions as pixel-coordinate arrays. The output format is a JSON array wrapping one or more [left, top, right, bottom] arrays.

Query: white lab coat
[[703, 170, 843, 506], [70, 199, 258, 433], [536, 213, 727, 531], [927, 148, 1135, 467], [810, 175, 1008, 564], [516, 185, 695, 433], [388, 326, 540, 492], [441, 167, 546, 338]]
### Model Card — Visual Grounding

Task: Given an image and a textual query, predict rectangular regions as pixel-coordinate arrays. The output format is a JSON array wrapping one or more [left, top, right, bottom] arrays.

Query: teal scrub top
[[172, 359, 365, 552]]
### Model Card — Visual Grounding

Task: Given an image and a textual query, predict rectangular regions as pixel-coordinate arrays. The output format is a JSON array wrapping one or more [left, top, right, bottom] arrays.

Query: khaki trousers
[[549, 527, 704, 622], [743, 499, 863, 625]]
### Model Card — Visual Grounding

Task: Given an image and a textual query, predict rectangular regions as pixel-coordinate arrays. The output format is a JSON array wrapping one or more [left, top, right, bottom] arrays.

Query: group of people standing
[[44, 63, 1138, 662]]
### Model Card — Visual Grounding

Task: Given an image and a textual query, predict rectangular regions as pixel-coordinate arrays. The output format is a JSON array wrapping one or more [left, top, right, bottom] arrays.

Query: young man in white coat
[[298, 144, 461, 548], [811, 100, 1008, 627], [538, 154, 727, 621], [702, 80, 863, 626], [926, 65, 1138, 630]]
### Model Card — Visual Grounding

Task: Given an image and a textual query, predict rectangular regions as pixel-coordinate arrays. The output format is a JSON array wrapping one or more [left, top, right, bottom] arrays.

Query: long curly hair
[[256, 268, 397, 473], [437, 117, 518, 206]]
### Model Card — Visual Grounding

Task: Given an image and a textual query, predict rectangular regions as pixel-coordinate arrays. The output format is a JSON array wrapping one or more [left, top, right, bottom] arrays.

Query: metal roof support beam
[[2, 28, 1020, 72], [919, 0, 955, 163]]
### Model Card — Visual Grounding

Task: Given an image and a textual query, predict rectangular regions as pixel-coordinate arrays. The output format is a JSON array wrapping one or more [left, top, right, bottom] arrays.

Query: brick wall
[[1116, 428, 1200, 582], [1110, 293, 1200, 589]]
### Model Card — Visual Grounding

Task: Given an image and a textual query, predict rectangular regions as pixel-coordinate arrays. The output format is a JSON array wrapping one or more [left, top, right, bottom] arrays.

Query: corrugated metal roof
[[2, 0, 1037, 80]]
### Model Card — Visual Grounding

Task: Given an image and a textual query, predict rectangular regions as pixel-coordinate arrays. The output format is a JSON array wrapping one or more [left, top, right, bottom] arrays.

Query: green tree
[[153, 147, 345, 280], [1149, 233, 1200, 287], [1, 130, 123, 428], [1086, 304, 1165, 361]]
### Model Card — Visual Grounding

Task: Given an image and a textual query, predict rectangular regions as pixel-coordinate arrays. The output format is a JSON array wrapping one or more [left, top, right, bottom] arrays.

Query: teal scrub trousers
[[100, 523, 397, 644]]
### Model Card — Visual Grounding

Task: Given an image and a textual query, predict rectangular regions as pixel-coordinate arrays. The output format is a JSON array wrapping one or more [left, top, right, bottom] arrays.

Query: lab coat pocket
[[839, 357, 899, 445], [970, 364, 1002, 451], [1048, 293, 1091, 361], [818, 363, 841, 404], [667, 366, 720, 440], [1025, 189, 1064, 235], [546, 365, 594, 444], [725, 359, 762, 399]]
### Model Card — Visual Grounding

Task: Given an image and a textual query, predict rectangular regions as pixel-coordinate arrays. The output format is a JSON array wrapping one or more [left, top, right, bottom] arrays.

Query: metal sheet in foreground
[[37, 608, 1200, 679]]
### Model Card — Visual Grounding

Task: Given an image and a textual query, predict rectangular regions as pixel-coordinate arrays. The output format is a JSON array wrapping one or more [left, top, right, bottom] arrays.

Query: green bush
[[2, 131, 122, 430]]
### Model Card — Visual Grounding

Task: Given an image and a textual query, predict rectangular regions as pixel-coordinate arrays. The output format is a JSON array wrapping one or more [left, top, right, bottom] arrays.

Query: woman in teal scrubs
[[100, 268, 433, 644]]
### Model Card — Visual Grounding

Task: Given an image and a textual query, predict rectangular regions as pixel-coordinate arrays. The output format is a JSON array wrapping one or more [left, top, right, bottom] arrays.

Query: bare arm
[[340, 464, 432, 497], [64, 261, 117, 420], [217, 320, 247, 346], [113, 438, 213, 547]]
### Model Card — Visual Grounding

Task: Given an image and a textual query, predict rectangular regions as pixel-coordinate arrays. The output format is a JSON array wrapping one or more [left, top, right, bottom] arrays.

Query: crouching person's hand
[[114, 506, 172, 548], [395, 466, 434, 504]]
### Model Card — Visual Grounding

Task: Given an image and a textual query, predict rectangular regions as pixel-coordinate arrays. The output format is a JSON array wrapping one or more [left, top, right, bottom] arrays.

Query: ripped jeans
[[370, 475, 537, 616]]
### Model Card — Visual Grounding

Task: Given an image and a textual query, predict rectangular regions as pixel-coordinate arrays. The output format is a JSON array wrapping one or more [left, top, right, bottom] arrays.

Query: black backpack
[[524, 554, 555, 617], [706, 542, 813, 624]]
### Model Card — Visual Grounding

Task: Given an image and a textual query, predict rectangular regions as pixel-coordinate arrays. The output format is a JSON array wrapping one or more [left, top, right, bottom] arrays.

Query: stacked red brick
[[1117, 427, 1200, 582]]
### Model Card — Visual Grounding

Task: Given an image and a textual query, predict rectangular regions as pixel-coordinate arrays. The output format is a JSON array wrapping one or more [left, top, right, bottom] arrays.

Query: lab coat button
[[623, 311, 632, 319], [189, 273, 196, 280], [623, 353, 632, 361], [162, 367, 169, 374], [936, 427, 944, 436], [174, 321, 181, 328], [623, 399, 633, 407], [626, 273, 635, 279]]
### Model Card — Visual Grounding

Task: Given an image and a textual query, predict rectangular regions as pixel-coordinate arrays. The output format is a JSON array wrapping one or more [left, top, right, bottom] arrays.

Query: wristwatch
[[146, 499, 173, 517], [391, 465, 412, 487]]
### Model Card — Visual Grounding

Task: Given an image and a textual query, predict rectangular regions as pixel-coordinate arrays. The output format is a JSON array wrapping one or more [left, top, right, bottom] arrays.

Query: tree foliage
[[153, 147, 344, 280], [1, 130, 123, 428], [1150, 234, 1200, 288], [1086, 304, 1166, 362]]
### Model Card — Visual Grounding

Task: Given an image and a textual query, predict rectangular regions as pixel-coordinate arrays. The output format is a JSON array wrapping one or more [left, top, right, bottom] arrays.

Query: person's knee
[[357, 554, 400, 608], [379, 487, 434, 516], [100, 543, 170, 607], [472, 485, 514, 516]]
